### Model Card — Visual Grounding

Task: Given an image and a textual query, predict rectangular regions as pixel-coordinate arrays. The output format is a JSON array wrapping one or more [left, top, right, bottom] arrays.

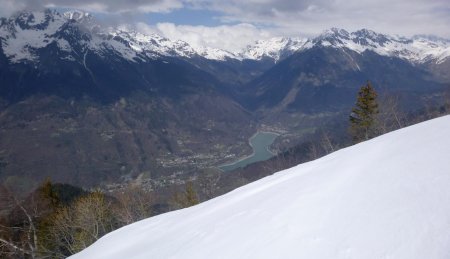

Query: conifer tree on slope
[[349, 81, 379, 142]]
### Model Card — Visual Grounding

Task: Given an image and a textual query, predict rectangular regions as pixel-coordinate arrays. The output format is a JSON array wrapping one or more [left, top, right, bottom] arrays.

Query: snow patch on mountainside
[[71, 115, 450, 259], [27, 11, 46, 26], [195, 46, 239, 60], [0, 10, 67, 62]]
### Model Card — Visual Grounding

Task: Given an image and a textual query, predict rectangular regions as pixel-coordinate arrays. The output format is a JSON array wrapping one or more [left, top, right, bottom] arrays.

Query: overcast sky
[[0, 0, 449, 52]]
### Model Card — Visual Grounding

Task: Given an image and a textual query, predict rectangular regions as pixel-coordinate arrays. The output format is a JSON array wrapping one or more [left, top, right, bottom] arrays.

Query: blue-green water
[[219, 131, 279, 172]]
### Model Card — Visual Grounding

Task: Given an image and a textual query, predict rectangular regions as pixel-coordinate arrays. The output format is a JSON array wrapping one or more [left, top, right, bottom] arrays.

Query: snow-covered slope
[[71, 115, 450, 259]]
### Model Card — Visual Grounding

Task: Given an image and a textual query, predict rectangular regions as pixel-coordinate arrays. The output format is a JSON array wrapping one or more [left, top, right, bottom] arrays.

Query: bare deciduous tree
[[0, 183, 55, 259], [320, 131, 336, 154], [170, 182, 199, 209], [377, 93, 405, 134], [47, 191, 117, 257], [113, 185, 153, 225], [197, 170, 221, 200]]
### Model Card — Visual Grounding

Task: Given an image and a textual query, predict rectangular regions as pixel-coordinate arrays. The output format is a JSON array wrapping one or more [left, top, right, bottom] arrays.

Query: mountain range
[[2, 11, 450, 64], [0, 9, 449, 191]]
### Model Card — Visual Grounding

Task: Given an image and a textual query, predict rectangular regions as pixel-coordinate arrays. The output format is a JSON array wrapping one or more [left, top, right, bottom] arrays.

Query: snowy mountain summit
[[240, 28, 450, 63], [1, 10, 449, 64], [240, 37, 309, 61], [71, 115, 450, 259], [310, 28, 450, 64], [0, 10, 233, 63]]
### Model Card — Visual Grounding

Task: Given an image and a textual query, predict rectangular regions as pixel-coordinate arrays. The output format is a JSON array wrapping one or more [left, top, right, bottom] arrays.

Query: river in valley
[[219, 131, 279, 172]]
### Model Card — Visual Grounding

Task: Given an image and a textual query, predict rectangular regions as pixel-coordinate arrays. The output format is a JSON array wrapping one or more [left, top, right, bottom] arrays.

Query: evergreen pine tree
[[349, 81, 379, 142]]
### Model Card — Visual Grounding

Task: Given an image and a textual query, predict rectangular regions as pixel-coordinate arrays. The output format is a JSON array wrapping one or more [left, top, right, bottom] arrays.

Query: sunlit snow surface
[[71, 116, 450, 259]]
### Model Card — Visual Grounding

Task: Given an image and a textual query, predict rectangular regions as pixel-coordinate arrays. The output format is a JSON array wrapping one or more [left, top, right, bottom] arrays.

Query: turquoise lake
[[219, 131, 279, 172]]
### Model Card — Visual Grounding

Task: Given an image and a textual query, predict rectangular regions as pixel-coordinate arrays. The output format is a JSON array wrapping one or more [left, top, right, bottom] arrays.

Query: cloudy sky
[[0, 0, 449, 52]]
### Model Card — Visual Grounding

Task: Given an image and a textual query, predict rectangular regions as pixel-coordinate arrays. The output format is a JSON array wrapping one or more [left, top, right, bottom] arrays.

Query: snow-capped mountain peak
[[239, 37, 309, 62], [309, 28, 450, 63], [320, 27, 351, 39], [314, 28, 401, 48], [238, 28, 449, 64], [195, 46, 239, 61], [109, 29, 194, 58]]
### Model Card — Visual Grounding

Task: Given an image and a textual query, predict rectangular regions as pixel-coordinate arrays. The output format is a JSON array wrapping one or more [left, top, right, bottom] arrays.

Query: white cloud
[[0, 0, 184, 16], [189, 0, 450, 38], [137, 22, 274, 52], [0, 0, 28, 17]]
